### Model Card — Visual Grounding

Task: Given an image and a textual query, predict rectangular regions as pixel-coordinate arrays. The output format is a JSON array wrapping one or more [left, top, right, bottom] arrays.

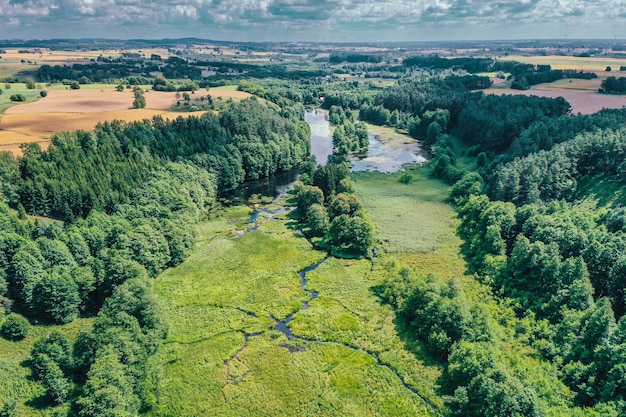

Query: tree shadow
[[369, 283, 448, 382], [20, 358, 36, 379], [25, 393, 51, 411]]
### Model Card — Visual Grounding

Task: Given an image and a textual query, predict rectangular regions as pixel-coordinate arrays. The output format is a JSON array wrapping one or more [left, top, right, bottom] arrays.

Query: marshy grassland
[[352, 164, 463, 264], [149, 186, 447, 416], [0, 162, 583, 416]]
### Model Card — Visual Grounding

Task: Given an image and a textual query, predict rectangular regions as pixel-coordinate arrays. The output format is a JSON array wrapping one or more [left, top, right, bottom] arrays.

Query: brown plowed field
[[485, 86, 626, 114]]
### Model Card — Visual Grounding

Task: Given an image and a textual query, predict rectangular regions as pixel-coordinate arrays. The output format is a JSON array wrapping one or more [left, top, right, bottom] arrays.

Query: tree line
[[0, 163, 201, 413], [600, 76, 626, 94], [450, 172, 626, 412]]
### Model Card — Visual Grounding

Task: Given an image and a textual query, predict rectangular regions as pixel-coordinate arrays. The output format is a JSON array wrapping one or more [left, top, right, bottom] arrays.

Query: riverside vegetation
[[1, 43, 626, 416]]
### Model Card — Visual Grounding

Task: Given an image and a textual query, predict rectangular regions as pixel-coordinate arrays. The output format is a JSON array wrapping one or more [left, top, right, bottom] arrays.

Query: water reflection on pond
[[306, 108, 427, 173], [305, 109, 334, 165], [221, 168, 300, 205], [221, 109, 333, 204], [350, 134, 428, 173]]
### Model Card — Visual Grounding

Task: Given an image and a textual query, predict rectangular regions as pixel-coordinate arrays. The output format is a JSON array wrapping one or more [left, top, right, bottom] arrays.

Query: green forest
[[2, 44, 626, 416]]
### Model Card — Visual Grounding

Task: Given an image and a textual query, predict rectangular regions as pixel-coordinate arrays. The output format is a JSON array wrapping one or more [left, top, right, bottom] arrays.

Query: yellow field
[[0, 86, 254, 156], [483, 58, 626, 115], [498, 54, 626, 72], [537, 78, 604, 92], [0, 109, 204, 155], [2, 85, 252, 115], [4, 88, 178, 113], [0, 47, 171, 65]]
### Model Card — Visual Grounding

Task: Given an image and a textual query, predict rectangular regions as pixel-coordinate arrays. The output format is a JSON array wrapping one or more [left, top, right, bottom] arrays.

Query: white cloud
[[0, 0, 623, 40], [172, 4, 198, 19]]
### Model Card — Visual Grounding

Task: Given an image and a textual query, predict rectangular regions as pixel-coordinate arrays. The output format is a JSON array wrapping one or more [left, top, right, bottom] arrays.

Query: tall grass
[[352, 164, 458, 254], [150, 206, 439, 416]]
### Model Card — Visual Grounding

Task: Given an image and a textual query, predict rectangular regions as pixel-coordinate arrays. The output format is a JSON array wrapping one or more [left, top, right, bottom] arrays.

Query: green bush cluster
[[0, 313, 29, 340]]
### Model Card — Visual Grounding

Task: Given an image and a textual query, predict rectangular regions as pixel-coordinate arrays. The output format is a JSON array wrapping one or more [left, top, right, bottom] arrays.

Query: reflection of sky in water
[[305, 110, 334, 166], [304, 109, 427, 173], [351, 135, 428, 173]]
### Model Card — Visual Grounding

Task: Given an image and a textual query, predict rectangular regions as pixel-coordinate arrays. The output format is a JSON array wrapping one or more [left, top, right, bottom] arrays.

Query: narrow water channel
[[269, 257, 442, 415], [272, 258, 327, 338]]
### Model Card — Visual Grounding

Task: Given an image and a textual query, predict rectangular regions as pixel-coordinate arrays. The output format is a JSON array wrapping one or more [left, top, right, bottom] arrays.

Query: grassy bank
[[0, 85, 44, 113]]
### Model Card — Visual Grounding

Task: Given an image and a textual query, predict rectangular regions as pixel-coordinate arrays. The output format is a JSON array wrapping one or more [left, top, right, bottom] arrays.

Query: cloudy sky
[[0, 0, 624, 42]]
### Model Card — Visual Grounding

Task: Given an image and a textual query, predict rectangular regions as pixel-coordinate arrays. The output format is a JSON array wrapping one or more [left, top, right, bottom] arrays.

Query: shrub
[[399, 174, 413, 184], [9, 94, 25, 102], [40, 90, 47, 97], [1, 314, 30, 340]]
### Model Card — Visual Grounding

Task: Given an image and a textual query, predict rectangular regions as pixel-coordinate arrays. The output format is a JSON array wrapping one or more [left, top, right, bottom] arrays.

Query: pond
[[305, 108, 334, 165], [224, 109, 426, 203], [306, 108, 427, 173], [350, 133, 428, 173]]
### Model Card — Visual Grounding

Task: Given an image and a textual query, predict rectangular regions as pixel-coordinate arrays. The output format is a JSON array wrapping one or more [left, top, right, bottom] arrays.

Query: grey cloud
[[267, 0, 333, 21], [0, 0, 623, 40]]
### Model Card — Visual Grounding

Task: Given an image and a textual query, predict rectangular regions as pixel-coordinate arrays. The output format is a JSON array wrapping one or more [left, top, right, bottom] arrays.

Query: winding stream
[[226, 110, 440, 414], [272, 258, 327, 338]]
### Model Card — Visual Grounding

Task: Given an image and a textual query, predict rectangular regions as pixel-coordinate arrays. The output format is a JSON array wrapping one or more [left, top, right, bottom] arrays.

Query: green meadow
[[352, 165, 459, 255], [0, 83, 44, 113], [208, 85, 240, 92], [150, 198, 443, 416]]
